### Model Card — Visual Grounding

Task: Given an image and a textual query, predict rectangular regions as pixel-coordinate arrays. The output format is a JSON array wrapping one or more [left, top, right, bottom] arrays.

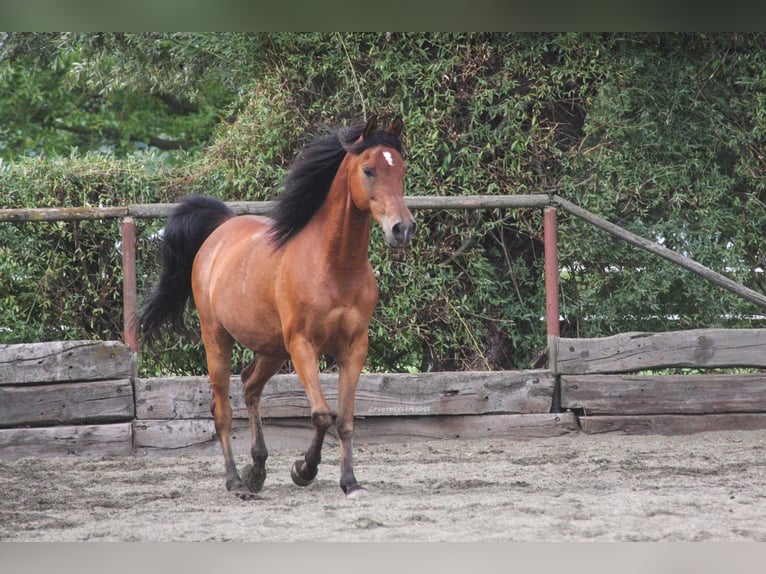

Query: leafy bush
[[556, 33, 766, 335], [2, 33, 766, 377]]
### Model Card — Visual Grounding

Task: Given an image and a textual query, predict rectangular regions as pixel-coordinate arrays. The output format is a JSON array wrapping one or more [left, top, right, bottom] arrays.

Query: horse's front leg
[[240, 355, 284, 493], [336, 335, 368, 497], [288, 336, 332, 487]]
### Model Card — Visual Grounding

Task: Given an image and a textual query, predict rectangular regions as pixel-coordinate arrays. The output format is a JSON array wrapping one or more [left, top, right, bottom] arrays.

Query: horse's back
[[194, 214, 276, 276], [215, 213, 274, 240]]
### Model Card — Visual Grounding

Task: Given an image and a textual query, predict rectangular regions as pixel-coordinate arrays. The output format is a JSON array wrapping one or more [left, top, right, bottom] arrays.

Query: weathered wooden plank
[[0, 340, 133, 384], [132, 419, 311, 455], [124, 195, 551, 220], [0, 379, 135, 428], [127, 201, 276, 219], [354, 370, 554, 416], [405, 194, 551, 210], [0, 423, 134, 459], [134, 370, 555, 420], [351, 412, 578, 442], [1, 195, 552, 222], [133, 413, 578, 455], [578, 413, 766, 435], [561, 373, 766, 415], [553, 329, 766, 375], [0, 205, 127, 222]]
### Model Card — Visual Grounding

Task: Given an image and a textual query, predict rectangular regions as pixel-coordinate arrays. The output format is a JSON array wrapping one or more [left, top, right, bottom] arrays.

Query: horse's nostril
[[390, 220, 415, 245], [403, 221, 415, 241]]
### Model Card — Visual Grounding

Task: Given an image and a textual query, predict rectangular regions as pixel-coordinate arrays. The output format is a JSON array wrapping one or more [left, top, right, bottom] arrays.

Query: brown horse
[[139, 116, 415, 498]]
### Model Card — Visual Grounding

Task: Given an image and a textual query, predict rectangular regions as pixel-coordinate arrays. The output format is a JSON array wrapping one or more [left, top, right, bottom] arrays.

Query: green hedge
[[2, 33, 765, 376]]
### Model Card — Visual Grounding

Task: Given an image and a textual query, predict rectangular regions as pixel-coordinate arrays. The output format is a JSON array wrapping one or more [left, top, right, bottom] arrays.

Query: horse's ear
[[362, 115, 378, 139], [387, 116, 404, 137]]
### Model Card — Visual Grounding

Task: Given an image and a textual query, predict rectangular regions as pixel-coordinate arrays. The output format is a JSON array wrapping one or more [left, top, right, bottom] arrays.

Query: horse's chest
[[305, 286, 376, 345], [325, 302, 367, 331]]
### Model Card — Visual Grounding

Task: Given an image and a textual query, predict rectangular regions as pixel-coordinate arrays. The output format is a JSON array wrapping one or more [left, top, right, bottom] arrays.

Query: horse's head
[[348, 116, 416, 248]]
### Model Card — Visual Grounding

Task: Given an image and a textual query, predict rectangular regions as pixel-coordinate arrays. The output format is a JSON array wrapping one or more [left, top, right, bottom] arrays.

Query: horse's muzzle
[[387, 219, 416, 248]]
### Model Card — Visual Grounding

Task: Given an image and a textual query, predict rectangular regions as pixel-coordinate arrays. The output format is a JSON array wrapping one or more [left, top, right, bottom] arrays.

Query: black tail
[[139, 195, 235, 343]]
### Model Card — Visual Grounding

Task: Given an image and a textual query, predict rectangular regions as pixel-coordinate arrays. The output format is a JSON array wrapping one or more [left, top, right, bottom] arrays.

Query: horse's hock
[[3, 329, 766, 458]]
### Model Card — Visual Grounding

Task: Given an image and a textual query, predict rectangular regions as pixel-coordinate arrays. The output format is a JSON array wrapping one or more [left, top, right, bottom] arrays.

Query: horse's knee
[[209, 393, 233, 432], [210, 397, 230, 418], [336, 419, 354, 441], [312, 411, 333, 432]]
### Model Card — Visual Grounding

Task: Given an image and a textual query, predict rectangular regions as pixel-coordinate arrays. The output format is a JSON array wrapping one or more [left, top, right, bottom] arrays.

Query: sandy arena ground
[[2, 430, 766, 542]]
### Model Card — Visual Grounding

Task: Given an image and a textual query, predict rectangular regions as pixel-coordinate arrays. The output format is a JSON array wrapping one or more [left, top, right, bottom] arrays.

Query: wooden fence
[[3, 329, 766, 458], [5, 194, 766, 352], [551, 328, 766, 434], [4, 195, 766, 457], [0, 340, 575, 459], [0, 341, 135, 458]]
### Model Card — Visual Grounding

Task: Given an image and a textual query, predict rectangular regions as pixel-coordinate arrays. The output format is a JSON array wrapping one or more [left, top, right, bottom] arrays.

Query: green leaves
[[0, 33, 261, 161], [3, 33, 766, 375], [559, 33, 766, 337]]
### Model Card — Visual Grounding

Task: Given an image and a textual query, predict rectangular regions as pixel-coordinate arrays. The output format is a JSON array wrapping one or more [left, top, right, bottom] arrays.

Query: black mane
[[269, 122, 404, 246]]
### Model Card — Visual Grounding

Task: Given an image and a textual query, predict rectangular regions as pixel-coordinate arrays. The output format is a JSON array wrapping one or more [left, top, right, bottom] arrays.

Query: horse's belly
[[240, 338, 288, 358], [212, 277, 288, 357], [229, 320, 288, 357]]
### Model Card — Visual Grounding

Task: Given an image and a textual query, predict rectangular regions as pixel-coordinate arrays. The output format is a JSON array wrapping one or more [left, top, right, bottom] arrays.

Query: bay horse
[[139, 116, 415, 498]]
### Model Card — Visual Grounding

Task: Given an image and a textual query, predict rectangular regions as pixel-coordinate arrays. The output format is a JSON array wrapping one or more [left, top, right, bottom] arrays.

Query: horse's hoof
[[227, 480, 262, 501], [233, 488, 262, 501], [291, 460, 316, 487], [345, 485, 368, 499], [241, 464, 266, 493]]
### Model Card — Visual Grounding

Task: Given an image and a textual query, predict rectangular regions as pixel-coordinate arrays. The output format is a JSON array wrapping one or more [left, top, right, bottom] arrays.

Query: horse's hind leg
[[240, 355, 284, 493], [201, 327, 254, 499], [336, 338, 368, 497]]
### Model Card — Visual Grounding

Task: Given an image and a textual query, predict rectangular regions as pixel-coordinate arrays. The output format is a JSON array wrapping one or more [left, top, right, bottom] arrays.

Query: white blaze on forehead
[[382, 151, 395, 167]]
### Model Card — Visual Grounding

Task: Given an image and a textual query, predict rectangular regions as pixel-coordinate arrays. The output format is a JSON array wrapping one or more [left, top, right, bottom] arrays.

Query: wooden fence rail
[[551, 328, 766, 435], [3, 330, 766, 457], [0, 194, 552, 222], [3, 194, 765, 357], [0, 341, 576, 459], [550, 329, 766, 375]]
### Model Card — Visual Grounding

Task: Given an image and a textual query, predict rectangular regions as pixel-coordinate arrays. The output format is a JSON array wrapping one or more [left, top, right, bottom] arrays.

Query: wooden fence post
[[544, 207, 560, 338], [121, 217, 138, 353]]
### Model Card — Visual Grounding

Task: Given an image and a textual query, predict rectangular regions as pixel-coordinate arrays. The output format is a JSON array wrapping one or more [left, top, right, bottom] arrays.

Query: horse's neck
[[313, 164, 372, 274]]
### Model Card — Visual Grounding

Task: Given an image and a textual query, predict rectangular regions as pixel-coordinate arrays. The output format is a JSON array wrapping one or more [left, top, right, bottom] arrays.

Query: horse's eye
[[362, 167, 375, 178]]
